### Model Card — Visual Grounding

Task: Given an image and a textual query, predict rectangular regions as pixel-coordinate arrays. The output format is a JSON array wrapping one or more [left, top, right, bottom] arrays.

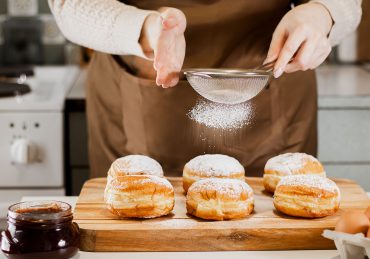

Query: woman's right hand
[[140, 8, 186, 88]]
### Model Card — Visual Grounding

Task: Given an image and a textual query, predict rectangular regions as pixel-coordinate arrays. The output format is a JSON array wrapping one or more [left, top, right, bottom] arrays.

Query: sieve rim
[[183, 68, 272, 78]]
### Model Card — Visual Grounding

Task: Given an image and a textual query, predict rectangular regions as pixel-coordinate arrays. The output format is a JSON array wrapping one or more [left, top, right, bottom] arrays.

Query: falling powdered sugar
[[188, 99, 254, 130]]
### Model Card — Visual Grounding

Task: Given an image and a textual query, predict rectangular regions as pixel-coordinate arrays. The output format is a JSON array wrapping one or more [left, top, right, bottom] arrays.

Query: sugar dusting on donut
[[277, 174, 339, 193], [132, 175, 173, 189], [185, 154, 244, 176], [265, 153, 320, 175], [188, 178, 252, 198], [112, 175, 173, 189], [112, 155, 163, 176]]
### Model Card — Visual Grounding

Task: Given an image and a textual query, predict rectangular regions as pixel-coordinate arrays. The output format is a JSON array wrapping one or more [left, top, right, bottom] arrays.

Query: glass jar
[[1, 201, 79, 259]]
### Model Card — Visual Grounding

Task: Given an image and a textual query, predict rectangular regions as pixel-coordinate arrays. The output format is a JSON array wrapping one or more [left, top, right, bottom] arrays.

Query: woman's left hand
[[265, 3, 333, 78]]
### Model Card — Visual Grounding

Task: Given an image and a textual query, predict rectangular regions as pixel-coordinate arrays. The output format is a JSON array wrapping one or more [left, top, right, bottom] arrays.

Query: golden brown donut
[[107, 155, 163, 180], [186, 178, 254, 220], [104, 175, 174, 218], [183, 154, 245, 192], [273, 174, 340, 218], [263, 153, 326, 193]]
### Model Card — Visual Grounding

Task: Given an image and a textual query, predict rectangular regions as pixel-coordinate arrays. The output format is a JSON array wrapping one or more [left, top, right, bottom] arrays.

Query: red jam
[[1, 201, 79, 259]]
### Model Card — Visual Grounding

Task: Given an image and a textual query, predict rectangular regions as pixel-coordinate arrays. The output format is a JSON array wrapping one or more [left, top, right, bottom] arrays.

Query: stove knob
[[10, 139, 38, 164]]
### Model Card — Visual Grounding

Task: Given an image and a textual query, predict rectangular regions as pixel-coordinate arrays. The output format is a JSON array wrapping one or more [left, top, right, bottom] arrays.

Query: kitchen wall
[[0, 0, 81, 65]]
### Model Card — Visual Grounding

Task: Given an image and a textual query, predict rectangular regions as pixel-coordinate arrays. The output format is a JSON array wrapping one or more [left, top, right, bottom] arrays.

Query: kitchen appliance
[[0, 66, 33, 97], [74, 177, 370, 252], [7, 0, 38, 16], [0, 66, 79, 219], [183, 61, 274, 104], [2, 17, 43, 65]]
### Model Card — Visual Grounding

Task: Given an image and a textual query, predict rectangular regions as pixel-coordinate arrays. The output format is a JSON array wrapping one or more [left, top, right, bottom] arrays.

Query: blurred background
[[0, 0, 369, 228]]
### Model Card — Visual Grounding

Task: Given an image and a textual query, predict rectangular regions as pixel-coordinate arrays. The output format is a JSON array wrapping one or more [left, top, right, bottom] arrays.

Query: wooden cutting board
[[74, 177, 370, 252]]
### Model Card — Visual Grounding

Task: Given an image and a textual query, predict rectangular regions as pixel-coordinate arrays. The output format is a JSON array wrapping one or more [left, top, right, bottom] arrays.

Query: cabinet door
[[318, 110, 370, 162], [69, 112, 89, 166], [323, 164, 370, 191]]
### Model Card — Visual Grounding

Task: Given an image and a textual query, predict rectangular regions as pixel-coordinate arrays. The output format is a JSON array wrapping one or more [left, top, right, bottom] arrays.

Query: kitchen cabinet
[[317, 65, 370, 191], [65, 72, 89, 195]]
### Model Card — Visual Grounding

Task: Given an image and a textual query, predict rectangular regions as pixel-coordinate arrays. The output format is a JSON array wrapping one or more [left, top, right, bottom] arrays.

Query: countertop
[[2, 194, 369, 258], [2, 194, 367, 259], [67, 64, 370, 109]]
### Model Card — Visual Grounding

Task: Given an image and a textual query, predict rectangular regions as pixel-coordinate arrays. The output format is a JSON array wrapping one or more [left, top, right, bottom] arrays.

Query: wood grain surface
[[74, 177, 370, 252]]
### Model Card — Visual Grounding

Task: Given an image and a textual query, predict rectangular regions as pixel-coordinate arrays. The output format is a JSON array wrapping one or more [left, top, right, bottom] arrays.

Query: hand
[[264, 3, 333, 78], [140, 8, 186, 88]]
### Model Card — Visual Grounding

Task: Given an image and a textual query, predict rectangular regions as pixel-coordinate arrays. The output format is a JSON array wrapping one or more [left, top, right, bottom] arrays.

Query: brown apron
[[86, 0, 317, 178]]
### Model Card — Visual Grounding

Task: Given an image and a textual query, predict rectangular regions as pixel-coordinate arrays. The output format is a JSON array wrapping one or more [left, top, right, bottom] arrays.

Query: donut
[[183, 154, 245, 192], [273, 174, 340, 218], [104, 175, 174, 218], [263, 153, 326, 193], [107, 155, 163, 180], [186, 178, 254, 220]]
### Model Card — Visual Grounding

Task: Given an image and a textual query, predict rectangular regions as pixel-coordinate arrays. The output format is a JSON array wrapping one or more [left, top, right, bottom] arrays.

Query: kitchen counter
[[0, 196, 345, 259], [316, 65, 370, 108]]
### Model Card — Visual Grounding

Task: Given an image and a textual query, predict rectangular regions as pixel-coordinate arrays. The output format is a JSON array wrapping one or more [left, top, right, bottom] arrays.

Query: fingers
[[264, 26, 285, 64], [284, 37, 318, 73], [273, 28, 306, 78], [154, 34, 184, 88], [307, 41, 331, 69], [284, 36, 331, 73], [160, 8, 186, 33], [152, 7, 186, 88]]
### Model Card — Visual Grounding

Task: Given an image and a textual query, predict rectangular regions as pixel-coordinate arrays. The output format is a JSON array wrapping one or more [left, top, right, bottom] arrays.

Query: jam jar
[[1, 201, 79, 259]]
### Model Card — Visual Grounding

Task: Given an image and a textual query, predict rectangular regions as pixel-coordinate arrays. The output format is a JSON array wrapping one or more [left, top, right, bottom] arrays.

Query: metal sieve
[[183, 61, 274, 104]]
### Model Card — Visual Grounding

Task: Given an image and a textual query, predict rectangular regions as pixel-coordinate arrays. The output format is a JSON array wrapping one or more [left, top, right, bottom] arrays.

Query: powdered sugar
[[185, 154, 244, 176], [111, 155, 163, 177], [265, 153, 322, 175], [137, 175, 174, 189], [188, 99, 254, 130], [277, 174, 339, 193], [188, 178, 253, 198], [112, 175, 173, 189]]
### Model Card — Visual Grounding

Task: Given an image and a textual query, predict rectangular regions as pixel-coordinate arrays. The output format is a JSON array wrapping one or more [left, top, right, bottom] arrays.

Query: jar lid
[[8, 200, 72, 223]]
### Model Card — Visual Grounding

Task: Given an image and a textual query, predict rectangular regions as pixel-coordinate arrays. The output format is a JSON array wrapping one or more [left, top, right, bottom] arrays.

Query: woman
[[49, 0, 361, 177]]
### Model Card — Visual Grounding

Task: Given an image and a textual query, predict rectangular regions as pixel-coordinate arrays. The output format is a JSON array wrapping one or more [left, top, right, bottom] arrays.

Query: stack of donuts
[[184, 154, 254, 220], [103, 152, 341, 220], [264, 153, 340, 218], [104, 155, 174, 218]]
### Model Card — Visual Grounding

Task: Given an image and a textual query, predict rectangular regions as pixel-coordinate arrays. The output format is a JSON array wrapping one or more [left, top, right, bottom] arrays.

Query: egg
[[335, 210, 370, 234], [365, 206, 370, 220]]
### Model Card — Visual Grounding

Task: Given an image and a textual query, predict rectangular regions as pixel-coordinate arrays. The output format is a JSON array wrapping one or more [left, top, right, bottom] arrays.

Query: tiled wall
[[0, 0, 80, 65]]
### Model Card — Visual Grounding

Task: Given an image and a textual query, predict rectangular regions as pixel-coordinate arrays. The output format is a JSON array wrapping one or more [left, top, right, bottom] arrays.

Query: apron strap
[[111, 55, 136, 75]]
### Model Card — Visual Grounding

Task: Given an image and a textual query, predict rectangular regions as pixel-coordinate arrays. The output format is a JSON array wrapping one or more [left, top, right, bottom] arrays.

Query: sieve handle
[[255, 57, 295, 72], [254, 60, 276, 72], [180, 70, 212, 80]]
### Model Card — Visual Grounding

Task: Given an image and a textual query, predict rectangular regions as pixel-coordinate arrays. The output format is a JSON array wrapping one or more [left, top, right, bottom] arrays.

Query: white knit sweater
[[48, 0, 362, 59]]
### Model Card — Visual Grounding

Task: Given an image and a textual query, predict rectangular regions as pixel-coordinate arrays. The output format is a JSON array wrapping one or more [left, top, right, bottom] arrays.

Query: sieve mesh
[[187, 74, 270, 104]]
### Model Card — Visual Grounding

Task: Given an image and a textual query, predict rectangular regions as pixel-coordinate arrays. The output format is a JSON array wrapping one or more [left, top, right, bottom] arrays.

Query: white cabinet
[[317, 65, 370, 191]]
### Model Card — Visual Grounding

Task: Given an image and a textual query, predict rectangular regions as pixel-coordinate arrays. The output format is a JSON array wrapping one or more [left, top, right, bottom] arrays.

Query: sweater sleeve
[[48, 0, 157, 58], [310, 0, 362, 46]]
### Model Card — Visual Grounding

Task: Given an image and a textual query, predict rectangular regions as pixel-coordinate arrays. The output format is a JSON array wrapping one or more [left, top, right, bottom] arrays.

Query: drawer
[[318, 110, 370, 162]]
